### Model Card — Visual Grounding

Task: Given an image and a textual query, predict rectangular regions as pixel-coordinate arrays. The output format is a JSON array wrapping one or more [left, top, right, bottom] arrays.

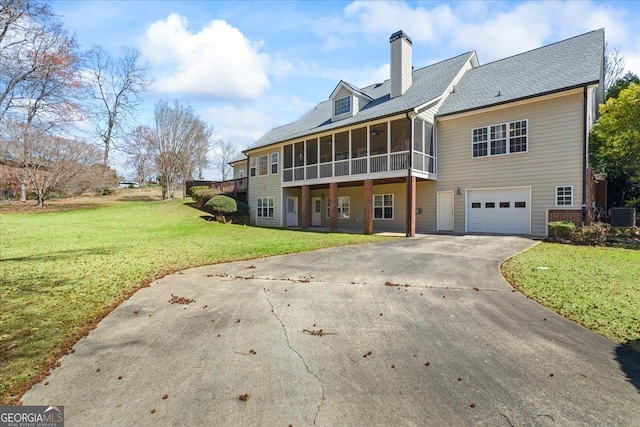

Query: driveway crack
[[263, 288, 325, 425]]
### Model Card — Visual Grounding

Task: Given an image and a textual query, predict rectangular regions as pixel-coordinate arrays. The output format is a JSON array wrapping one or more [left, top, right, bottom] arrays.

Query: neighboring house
[[243, 29, 604, 237]]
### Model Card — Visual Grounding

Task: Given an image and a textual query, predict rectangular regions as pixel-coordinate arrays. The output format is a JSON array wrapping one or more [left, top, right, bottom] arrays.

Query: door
[[311, 197, 322, 226], [467, 187, 530, 234], [286, 196, 298, 226], [437, 191, 454, 231]]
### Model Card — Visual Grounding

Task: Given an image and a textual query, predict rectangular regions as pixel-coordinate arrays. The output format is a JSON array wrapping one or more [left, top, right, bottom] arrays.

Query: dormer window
[[334, 96, 351, 116]]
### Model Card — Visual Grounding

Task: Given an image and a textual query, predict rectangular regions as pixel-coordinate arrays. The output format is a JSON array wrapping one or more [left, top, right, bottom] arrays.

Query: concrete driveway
[[22, 235, 640, 426]]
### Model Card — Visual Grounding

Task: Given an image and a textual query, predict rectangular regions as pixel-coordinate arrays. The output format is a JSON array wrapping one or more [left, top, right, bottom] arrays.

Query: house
[[240, 29, 604, 237]]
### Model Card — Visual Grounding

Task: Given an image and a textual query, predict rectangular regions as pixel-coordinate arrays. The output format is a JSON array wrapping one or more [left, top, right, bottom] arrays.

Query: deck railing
[[283, 151, 421, 183]]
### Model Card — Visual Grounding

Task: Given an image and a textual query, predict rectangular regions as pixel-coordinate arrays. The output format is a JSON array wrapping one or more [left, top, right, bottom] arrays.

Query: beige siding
[[247, 147, 283, 227], [435, 90, 585, 236], [391, 38, 412, 98], [415, 180, 437, 232], [232, 160, 247, 179]]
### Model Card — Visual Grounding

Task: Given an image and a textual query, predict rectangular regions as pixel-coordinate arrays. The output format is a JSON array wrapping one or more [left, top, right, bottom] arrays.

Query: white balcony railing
[[282, 150, 426, 183]]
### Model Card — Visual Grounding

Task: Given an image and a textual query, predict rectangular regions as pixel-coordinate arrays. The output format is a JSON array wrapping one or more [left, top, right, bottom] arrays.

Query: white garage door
[[467, 188, 530, 234]]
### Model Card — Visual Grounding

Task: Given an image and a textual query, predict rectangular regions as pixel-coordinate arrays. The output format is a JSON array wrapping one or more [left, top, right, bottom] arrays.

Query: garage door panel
[[467, 188, 530, 235]]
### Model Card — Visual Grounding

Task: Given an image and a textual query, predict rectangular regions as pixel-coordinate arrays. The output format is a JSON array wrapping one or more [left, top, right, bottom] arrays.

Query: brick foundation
[[548, 209, 582, 227]]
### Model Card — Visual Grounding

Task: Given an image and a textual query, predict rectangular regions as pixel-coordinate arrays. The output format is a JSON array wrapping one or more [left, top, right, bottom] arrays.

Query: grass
[[502, 242, 640, 352], [0, 193, 392, 403]]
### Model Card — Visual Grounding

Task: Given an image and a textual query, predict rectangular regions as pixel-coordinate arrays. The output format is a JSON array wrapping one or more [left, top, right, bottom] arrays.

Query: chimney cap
[[390, 30, 412, 45]]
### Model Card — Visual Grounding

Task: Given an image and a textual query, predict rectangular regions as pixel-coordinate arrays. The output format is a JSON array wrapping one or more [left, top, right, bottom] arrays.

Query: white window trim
[[257, 197, 275, 218], [258, 154, 269, 176], [555, 185, 574, 207], [270, 152, 279, 175], [327, 196, 350, 219], [373, 194, 394, 220], [471, 119, 528, 158]]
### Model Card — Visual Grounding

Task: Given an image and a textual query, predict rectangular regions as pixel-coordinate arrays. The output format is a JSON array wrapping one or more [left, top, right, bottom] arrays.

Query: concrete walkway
[[22, 235, 640, 426]]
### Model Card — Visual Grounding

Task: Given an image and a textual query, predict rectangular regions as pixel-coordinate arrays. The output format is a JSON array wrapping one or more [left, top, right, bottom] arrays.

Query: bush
[[547, 221, 576, 241], [205, 195, 237, 214], [571, 223, 610, 246], [192, 189, 218, 208], [236, 200, 249, 214], [189, 185, 209, 199]]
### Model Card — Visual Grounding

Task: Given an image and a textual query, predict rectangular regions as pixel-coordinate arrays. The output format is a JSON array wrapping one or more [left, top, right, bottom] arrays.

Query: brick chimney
[[390, 30, 412, 98]]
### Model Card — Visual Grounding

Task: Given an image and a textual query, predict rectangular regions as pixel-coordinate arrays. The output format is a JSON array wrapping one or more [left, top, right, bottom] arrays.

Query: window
[[556, 186, 573, 206], [374, 194, 394, 219], [257, 197, 274, 218], [500, 202, 510, 208], [238, 169, 245, 178], [327, 196, 350, 219], [490, 124, 507, 155], [334, 96, 351, 116], [515, 201, 526, 208], [258, 155, 268, 176], [471, 202, 481, 208], [271, 153, 279, 174], [472, 127, 488, 157], [485, 202, 495, 208], [472, 119, 527, 157], [249, 157, 256, 177]]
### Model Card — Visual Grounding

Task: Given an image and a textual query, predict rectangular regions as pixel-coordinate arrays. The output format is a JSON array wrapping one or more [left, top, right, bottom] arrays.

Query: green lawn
[[0, 198, 391, 403], [502, 242, 640, 351]]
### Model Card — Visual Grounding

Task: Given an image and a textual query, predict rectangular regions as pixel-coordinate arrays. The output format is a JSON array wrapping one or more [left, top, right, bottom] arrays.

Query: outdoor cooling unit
[[610, 207, 636, 227]]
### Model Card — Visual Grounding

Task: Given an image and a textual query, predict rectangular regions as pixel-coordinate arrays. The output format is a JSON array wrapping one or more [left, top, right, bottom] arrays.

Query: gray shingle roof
[[248, 51, 475, 151], [438, 29, 604, 116], [229, 154, 247, 165]]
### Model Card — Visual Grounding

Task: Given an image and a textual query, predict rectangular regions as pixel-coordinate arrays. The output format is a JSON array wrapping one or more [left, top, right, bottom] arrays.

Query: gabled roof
[[438, 29, 604, 116], [329, 80, 373, 101], [229, 154, 247, 165], [247, 51, 475, 151]]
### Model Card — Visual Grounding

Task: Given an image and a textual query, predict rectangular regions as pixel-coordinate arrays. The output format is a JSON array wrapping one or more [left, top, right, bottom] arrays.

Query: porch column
[[406, 176, 416, 237], [363, 179, 373, 235], [329, 182, 338, 232], [301, 185, 310, 230]]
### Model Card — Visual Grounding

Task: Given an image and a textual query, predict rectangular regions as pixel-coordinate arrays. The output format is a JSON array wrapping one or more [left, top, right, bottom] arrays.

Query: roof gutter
[[435, 81, 600, 119]]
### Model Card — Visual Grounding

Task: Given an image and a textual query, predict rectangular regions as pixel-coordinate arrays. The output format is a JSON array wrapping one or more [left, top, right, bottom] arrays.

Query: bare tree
[[125, 125, 155, 184], [212, 139, 238, 181], [150, 100, 213, 199], [4, 121, 100, 206], [84, 46, 149, 168], [604, 42, 625, 95], [0, 0, 67, 124]]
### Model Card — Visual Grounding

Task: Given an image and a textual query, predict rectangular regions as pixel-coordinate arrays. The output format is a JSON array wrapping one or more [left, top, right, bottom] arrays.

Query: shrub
[[236, 200, 249, 214], [192, 189, 218, 208], [571, 223, 610, 246], [189, 185, 209, 199], [547, 221, 576, 241], [205, 195, 237, 214]]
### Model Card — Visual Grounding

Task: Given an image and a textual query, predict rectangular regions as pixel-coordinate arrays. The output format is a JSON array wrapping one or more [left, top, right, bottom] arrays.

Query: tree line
[[0, 0, 237, 206]]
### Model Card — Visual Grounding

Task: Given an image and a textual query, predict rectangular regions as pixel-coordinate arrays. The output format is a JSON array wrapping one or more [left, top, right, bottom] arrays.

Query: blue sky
[[51, 0, 640, 179]]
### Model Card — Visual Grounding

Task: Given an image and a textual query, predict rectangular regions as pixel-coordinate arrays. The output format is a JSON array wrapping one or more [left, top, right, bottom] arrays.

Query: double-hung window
[[373, 194, 394, 219], [249, 157, 256, 177], [258, 155, 269, 176], [271, 152, 279, 174], [257, 197, 274, 217], [556, 186, 573, 207], [327, 196, 350, 219], [472, 119, 527, 158]]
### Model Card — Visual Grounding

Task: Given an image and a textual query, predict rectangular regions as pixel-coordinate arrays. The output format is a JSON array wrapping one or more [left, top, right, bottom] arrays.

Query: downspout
[[582, 86, 588, 224]]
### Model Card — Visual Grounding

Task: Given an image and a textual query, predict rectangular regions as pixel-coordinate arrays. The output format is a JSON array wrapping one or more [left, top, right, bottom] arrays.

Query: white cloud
[[140, 14, 284, 99]]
